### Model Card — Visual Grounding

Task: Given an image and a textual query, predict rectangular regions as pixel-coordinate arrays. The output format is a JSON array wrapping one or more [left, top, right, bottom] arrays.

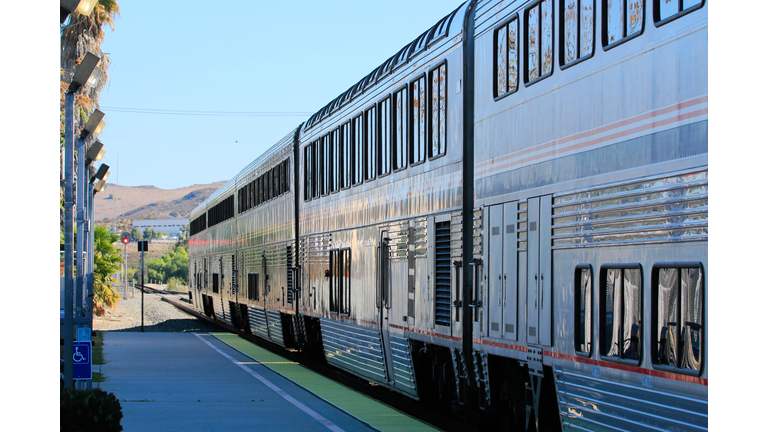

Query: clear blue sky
[[97, 0, 465, 190]]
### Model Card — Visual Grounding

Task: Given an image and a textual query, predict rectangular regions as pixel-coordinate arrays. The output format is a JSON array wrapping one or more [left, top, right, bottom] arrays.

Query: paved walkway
[[98, 333, 440, 432]]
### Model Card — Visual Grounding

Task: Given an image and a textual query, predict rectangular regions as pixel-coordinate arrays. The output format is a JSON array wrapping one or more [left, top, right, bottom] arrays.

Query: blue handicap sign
[[72, 341, 92, 380], [77, 327, 91, 342]]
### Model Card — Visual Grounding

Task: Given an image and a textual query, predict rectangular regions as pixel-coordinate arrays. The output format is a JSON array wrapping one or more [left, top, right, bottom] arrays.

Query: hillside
[[94, 181, 226, 224]]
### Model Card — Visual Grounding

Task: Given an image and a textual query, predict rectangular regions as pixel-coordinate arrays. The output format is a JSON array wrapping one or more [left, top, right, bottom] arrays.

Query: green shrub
[[60, 387, 123, 432]]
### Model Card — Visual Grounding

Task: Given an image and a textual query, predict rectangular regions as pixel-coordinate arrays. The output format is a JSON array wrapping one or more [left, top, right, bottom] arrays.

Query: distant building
[[132, 218, 189, 236]]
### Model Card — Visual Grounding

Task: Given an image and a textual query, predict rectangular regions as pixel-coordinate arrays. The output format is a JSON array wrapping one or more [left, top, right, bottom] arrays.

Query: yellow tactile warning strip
[[210, 333, 441, 432]]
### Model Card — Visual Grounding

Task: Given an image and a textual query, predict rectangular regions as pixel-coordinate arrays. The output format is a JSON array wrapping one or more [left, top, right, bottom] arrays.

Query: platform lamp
[[60, 0, 99, 24], [92, 164, 110, 194], [63, 51, 102, 391]]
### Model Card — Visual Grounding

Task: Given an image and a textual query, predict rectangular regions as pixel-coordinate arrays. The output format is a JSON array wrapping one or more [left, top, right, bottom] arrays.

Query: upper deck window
[[655, 0, 704, 26], [393, 86, 408, 171], [364, 106, 377, 181], [524, 0, 554, 85], [429, 63, 447, 158], [603, 0, 644, 49], [410, 75, 427, 165], [379, 97, 392, 176], [352, 114, 364, 185], [329, 130, 339, 193], [339, 122, 351, 189], [321, 134, 331, 195], [494, 16, 519, 98], [562, 0, 595, 68]]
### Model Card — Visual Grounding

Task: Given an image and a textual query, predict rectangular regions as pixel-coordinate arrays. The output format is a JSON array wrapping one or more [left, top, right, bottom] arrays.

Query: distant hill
[[94, 181, 226, 223]]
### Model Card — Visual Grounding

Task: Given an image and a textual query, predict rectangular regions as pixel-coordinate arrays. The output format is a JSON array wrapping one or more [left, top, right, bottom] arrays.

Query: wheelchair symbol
[[73, 347, 86, 363]]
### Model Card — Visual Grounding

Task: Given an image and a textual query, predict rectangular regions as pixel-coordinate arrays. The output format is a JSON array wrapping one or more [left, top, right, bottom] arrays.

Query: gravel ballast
[[93, 285, 219, 333]]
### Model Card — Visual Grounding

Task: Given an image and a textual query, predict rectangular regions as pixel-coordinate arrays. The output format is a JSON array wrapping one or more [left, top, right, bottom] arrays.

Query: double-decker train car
[[188, 1, 707, 430]]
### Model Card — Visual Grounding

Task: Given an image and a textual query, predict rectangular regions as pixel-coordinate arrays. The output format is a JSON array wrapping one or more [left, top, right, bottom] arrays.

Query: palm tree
[[60, 1, 120, 226], [93, 226, 122, 316]]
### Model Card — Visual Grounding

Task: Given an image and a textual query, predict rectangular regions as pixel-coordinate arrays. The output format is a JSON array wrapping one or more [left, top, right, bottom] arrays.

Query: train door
[[488, 202, 519, 340], [378, 230, 395, 384], [526, 195, 552, 346]]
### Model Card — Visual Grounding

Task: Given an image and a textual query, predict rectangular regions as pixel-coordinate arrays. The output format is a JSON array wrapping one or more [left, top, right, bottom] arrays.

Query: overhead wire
[[100, 106, 313, 117]]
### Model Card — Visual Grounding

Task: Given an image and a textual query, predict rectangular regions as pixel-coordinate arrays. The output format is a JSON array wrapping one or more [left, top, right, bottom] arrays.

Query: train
[[188, 1, 707, 430]]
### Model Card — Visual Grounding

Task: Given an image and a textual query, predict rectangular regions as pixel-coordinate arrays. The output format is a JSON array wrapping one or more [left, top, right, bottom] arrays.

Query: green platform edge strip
[[210, 333, 440, 432]]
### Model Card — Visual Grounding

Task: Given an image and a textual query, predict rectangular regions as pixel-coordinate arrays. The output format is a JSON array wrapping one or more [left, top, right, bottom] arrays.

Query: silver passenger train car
[[189, 1, 707, 430]]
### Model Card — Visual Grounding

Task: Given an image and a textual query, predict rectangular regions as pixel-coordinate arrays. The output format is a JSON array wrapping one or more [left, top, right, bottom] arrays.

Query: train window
[[575, 265, 592, 355], [247, 273, 259, 301], [654, 0, 704, 26], [410, 75, 427, 165], [599, 265, 642, 362], [379, 96, 392, 176], [428, 63, 447, 158], [340, 122, 351, 189], [329, 131, 339, 193], [561, 0, 595, 68], [285, 159, 291, 193], [329, 248, 351, 315], [393, 86, 408, 171], [524, 0, 554, 85], [259, 174, 265, 205], [652, 264, 704, 373], [603, 0, 644, 49], [212, 273, 219, 294], [321, 134, 331, 195], [274, 165, 280, 196], [352, 114, 364, 185], [494, 16, 519, 98], [364, 106, 377, 181]]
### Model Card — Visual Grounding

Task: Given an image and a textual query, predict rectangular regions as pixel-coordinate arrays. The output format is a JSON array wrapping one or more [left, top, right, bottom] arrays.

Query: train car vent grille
[[435, 221, 452, 326]]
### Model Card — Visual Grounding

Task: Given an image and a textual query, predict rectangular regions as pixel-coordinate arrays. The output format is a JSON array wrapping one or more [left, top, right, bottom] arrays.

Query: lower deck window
[[212, 273, 219, 294], [600, 266, 642, 361], [330, 248, 351, 314], [248, 273, 259, 301], [575, 266, 592, 354], [652, 264, 704, 373]]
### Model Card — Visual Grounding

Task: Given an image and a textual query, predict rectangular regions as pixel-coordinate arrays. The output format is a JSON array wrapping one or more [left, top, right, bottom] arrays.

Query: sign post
[[72, 341, 92, 380]]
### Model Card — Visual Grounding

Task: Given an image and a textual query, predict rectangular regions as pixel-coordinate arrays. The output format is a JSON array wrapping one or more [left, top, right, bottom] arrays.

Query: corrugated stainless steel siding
[[389, 335, 418, 397], [320, 319, 387, 384], [212, 296, 224, 322], [267, 309, 285, 347], [555, 367, 707, 432], [552, 169, 708, 248], [248, 306, 269, 340]]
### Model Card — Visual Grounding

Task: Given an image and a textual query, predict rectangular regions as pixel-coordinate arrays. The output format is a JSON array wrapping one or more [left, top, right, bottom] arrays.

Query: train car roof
[[190, 127, 300, 220], [302, 2, 466, 132]]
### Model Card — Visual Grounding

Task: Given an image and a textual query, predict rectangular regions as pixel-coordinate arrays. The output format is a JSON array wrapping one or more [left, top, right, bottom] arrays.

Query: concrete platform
[[98, 333, 439, 432]]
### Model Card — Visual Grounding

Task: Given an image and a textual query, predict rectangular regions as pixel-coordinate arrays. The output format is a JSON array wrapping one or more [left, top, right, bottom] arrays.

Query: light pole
[[77, 113, 106, 328], [63, 51, 101, 390]]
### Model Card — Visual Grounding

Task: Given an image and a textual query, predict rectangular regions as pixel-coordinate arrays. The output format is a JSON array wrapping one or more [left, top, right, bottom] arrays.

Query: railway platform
[[98, 332, 440, 432]]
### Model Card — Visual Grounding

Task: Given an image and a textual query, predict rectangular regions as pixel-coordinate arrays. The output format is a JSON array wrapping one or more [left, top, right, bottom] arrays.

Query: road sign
[[72, 341, 92, 380], [138, 240, 148, 251], [77, 327, 91, 342]]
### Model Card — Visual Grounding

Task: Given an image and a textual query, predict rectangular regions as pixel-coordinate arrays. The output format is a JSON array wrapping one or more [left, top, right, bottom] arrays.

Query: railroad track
[[143, 286, 477, 432]]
